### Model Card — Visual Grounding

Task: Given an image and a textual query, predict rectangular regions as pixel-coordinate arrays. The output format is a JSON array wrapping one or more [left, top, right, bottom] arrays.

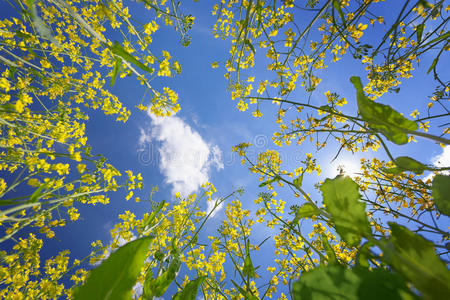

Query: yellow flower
[[77, 164, 86, 174]]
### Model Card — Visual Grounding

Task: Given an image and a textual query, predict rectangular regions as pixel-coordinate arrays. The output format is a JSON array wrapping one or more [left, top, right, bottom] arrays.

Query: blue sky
[[1, 0, 449, 298], [80, 1, 449, 295]]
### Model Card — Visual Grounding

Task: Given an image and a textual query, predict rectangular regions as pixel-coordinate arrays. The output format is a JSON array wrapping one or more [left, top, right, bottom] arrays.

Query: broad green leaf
[[381, 223, 450, 299], [382, 166, 402, 175], [432, 174, 450, 215], [144, 256, 181, 298], [293, 203, 319, 224], [172, 276, 206, 300], [73, 236, 152, 300], [394, 156, 427, 174], [293, 175, 303, 189], [321, 234, 338, 264], [356, 242, 373, 268], [243, 242, 256, 278], [415, 23, 424, 43], [110, 57, 121, 87], [110, 41, 153, 74], [350, 76, 418, 145], [292, 265, 416, 300], [320, 175, 371, 246]]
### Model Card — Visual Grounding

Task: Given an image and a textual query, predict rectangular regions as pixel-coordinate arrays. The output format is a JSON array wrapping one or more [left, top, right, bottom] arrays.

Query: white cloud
[[431, 145, 450, 170], [211, 145, 224, 169], [206, 198, 224, 218], [138, 127, 152, 146], [423, 145, 450, 182], [140, 113, 223, 196]]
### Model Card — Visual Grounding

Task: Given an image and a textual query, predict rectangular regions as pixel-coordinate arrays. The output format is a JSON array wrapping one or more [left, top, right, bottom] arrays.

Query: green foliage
[[144, 256, 181, 298], [243, 241, 256, 278], [28, 184, 45, 203], [415, 23, 424, 43], [110, 57, 122, 87], [292, 265, 415, 300], [380, 223, 450, 299], [73, 237, 153, 300], [293, 175, 303, 189], [386, 156, 428, 174], [231, 280, 259, 300], [321, 234, 338, 265], [431, 174, 450, 216], [293, 203, 319, 224], [320, 175, 371, 247], [355, 242, 373, 268], [350, 76, 418, 145], [258, 176, 280, 187], [110, 41, 153, 74], [332, 0, 346, 26], [2, 0, 450, 299], [427, 57, 439, 74], [172, 276, 206, 300]]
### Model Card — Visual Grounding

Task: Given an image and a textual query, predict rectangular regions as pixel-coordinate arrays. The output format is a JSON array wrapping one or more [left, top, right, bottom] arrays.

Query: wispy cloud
[[206, 198, 224, 218], [140, 113, 223, 196], [424, 145, 450, 182], [431, 145, 450, 171]]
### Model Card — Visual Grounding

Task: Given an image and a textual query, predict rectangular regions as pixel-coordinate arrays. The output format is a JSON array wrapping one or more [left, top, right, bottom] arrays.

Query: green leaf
[[73, 236, 152, 300], [350, 76, 418, 145], [154, 249, 165, 261], [356, 242, 373, 268], [427, 57, 438, 74], [415, 23, 424, 43], [258, 176, 278, 187], [144, 256, 181, 298], [292, 264, 416, 300], [293, 175, 303, 189], [110, 41, 153, 74], [381, 223, 450, 299], [29, 184, 45, 203], [394, 156, 427, 174], [243, 241, 256, 278], [172, 276, 206, 300], [333, 0, 346, 26], [417, 0, 433, 9], [431, 174, 450, 216], [293, 203, 319, 224], [110, 57, 121, 87], [321, 234, 338, 265], [320, 175, 371, 247], [143, 200, 166, 229], [15, 30, 33, 41], [231, 280, 259, 300], [426, 31, 450, 47], [382, 167, 402, 175]]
